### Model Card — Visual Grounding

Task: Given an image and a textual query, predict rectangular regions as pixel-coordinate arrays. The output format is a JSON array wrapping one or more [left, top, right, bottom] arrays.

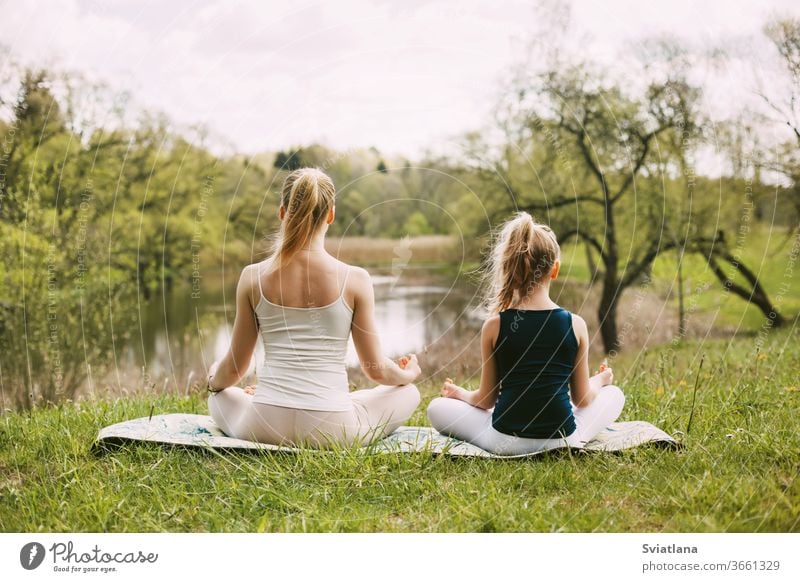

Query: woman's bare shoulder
[[238, 262, 267, 305], [241, 262, 266, 283], [331, 259, 369, 284], [337, 262, 371, 310]]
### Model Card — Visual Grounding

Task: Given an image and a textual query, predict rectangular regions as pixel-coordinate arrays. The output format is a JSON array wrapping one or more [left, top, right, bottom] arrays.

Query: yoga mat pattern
[[93, 413, 680, 457]]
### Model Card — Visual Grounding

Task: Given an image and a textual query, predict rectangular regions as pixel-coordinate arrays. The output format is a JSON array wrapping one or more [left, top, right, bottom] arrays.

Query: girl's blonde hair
[[484, 211, 561, 313], [271, 168, 336, 269]]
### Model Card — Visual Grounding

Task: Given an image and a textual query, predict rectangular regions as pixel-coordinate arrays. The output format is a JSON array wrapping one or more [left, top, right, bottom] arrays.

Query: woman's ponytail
[[271, 168, 336, 269]]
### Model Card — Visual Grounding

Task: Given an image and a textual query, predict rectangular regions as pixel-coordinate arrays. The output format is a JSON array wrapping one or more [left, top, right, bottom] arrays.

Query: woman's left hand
[[204, 360, 227, 393], [243, 385, 256, 395]]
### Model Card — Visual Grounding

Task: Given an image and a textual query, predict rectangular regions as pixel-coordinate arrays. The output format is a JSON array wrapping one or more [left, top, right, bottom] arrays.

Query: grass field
[[1, 326, 798, 532]]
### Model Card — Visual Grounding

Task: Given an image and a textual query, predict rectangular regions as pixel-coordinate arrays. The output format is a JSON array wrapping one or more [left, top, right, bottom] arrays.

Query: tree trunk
[[585, 241, 598, 285], [598, 272, 621, 355], [677, 247, 687, 337]]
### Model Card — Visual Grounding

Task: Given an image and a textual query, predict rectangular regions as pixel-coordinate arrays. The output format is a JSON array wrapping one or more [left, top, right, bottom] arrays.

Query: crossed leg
[[427, 385, 625, 455], [208, 383, 421, 448]]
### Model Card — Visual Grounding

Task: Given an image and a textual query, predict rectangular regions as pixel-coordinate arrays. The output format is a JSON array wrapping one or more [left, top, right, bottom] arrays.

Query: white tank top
[[251, 263, 355, 412]]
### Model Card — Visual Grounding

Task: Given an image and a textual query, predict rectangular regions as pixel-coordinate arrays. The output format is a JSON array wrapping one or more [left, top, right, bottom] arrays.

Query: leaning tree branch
[[706, 255, 750, 297], [621, 238, 677, 287], [696, 238, 786, 327], [517, 192, 605, 213], [709, 246, 774, 301], [553, 227, 611, 265], [621, 234, 719, 288]]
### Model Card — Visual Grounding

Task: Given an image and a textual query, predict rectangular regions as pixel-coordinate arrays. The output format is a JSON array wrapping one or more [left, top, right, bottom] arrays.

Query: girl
[[206, 168, 421, 448], [427, 212, 624, 455]]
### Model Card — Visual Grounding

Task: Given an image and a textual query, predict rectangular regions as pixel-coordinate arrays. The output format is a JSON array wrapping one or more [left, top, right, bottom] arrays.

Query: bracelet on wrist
[[206, 375, 221, 393]]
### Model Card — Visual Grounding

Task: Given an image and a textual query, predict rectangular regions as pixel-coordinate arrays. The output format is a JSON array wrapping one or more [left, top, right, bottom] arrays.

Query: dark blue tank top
[[491, 308, 578, 439]]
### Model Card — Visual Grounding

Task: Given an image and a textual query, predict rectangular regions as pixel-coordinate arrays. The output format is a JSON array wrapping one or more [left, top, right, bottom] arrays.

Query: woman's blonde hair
[[483, 211, 561, 313], [271, 167, 336, 268]]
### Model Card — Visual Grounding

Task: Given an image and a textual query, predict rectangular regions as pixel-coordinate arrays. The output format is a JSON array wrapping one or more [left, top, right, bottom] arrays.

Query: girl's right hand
[[596, 366, 614, 386]]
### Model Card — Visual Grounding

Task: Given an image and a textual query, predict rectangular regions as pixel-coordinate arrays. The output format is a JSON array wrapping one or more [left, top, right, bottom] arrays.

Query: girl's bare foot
[[442, 378, 470, 401], [595, 367, 614, 386]]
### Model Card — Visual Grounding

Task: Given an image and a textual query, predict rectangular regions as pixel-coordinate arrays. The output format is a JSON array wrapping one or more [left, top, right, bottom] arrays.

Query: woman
[[427, 212, 624, 455], [206, 168, 421, 448]]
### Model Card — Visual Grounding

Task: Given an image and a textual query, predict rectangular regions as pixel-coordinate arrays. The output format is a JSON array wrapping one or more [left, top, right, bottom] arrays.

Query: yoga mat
[[92, 414, 680, 458]]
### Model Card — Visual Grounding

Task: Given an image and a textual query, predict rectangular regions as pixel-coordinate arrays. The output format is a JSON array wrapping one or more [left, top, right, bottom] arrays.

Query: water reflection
[[124, 269, 483, 387], [362, 276, 484, 366]]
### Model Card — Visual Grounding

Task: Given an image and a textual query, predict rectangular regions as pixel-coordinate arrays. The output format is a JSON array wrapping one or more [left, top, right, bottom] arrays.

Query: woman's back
[[491, 307, 578, 439], [206, 167, 421, 448], [259, 251, 353, 309], [252, 253, 355, 411]]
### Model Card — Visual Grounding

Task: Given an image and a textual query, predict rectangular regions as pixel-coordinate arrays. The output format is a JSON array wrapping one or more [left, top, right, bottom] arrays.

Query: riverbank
[[1, 328, 797, 532], [223, 235, 480, 270]]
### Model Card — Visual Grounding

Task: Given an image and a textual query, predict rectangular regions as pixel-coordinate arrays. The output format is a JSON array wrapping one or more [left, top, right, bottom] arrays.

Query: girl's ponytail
[[484, 211, 561, 313]]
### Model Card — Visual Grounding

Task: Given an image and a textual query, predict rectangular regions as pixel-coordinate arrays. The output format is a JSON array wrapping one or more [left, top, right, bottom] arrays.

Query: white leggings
[[427, 385, 625, 456], [208, 384, 420, 449]]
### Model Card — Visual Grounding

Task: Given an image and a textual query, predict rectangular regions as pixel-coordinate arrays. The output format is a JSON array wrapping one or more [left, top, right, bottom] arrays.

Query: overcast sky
[[1, 0, 798, 157]]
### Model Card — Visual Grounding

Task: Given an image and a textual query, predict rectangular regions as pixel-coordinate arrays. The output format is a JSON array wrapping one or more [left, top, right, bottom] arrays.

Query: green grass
[[1, 328, 798, 532]]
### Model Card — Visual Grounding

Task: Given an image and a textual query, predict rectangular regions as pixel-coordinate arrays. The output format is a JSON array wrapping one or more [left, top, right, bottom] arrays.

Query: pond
[[119, 268, 487, 389]]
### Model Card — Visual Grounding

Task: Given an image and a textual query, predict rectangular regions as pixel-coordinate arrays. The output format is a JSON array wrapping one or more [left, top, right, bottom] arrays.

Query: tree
[[403, 210, 433, 236], [0, 69, 137, 408], [273, 148, 304, 171], [762, 17, 800, 230], [763, 17, 800, 145], [468, 63, 703, 352], [467, 60, 783, 353], [0, 70, 66, 223]]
